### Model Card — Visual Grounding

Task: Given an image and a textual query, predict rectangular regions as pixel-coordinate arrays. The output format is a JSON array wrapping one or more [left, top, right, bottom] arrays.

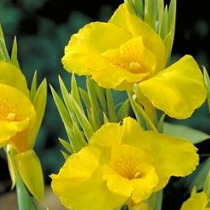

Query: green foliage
[[164, 122, 210, 144], [51, 75, 130, 155]]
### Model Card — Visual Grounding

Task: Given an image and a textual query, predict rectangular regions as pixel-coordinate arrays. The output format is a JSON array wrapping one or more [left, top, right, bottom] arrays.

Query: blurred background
[[0, 0, 209, 209]]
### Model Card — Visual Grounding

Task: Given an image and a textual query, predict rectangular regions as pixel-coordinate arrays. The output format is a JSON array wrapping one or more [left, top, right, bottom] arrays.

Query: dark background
[[0, 0, 209, 209]]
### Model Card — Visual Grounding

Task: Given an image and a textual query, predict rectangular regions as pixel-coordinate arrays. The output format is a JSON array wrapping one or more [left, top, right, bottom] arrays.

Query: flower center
[[129, 62, 142, 74], [111, 156, 137, 179], [7, 112, 16, 121], [109, 145, 152, 180]]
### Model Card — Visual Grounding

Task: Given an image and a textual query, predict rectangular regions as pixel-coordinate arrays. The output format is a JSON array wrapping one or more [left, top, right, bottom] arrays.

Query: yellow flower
[[51, 117, 198, 210], [0, 61, 38, 152], [0, 61, 46, 201], [180, 192, 210, 210], [62, 3, 206, 119], [0, 84, 35, 149]]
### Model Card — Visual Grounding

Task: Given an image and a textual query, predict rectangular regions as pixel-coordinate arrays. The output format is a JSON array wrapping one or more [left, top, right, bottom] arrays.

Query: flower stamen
[[7, 112, 16, 121], [129, 62, 142, 73]]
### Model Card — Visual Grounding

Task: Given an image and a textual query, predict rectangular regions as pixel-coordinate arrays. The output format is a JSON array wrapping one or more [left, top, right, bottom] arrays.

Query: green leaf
[[66, 125, 85, 153], [168, 0, 176, 35], [0, 38, 10, 62], [157, 0, 164, 32], [29, 79, 47, 149], [165, 0, 176, 60], [106, 89, 117, 122], [132, 0, 144, 18], [50, 86, 73, 134], [103, 112, 110, 124], [58, 75, 74, 114], [29, 71, 38, 101], [69, 94, 94, 140], [203, 170, 210, 202], [11, 36, 20, 68], [72, 123, 87, 147], [79, 87, 90, 109], [163, 122, 210, 144], [125, 0, 144, 18], [0, 24, 10, 62], [60, 150, 70, 160], [117, 99, 130, 121], [71, 74, 83, 109], [144, 0, 155, 27], [87, 109, 98, 131], [0, 24, 4, 39], [51, 86, 85, 152], [160, 6, 168, 40], [86, 76, 103, 128], [59, 138, 73, 154], [96, 84, 107, 112]]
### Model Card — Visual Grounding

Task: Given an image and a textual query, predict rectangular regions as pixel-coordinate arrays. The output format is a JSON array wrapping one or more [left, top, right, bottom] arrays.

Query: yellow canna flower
[[0, 84, 35, 148], [0, 61, 46, 201], [62, 3, 206, 119], [51, 117, 199, 210], [180, 192, 210, 210]]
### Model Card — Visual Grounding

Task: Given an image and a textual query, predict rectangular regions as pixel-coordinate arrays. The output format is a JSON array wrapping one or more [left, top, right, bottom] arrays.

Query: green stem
[[16, 176, 38, 210], [148, 190, 163, 210]]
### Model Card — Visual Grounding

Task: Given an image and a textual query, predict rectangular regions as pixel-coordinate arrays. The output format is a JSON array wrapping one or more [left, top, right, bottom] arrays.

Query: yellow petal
[[92, 36, 156, 90], [103, 162, 158, 204], [109, 3, 166, 72], [89, 122, 121, 148], [51, 146, 127, 210], [0, 119, 29, 148], [180, 192, 210, 210], [51, 117, 199, 209], [62, 3, 167, 91], [102, 165, 133, 198], [62, 22, 131, 76], [130, 164, 158, 203], [139, 55, 207, 119], [150, 132, 199, 190], [15, 150, 44, 202], [119, 117, 199, 190], [0, 61, 29, 95], [0, 84, 36, 148]]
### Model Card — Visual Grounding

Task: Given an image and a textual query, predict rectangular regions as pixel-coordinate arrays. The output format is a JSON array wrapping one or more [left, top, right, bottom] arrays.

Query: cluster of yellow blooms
[[51, 1, 209, 210], [1, 0, 210, 210]]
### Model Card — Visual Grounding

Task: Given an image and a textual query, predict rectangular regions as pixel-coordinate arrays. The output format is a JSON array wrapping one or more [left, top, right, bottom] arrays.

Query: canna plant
[[0, 0, 210, 210]]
